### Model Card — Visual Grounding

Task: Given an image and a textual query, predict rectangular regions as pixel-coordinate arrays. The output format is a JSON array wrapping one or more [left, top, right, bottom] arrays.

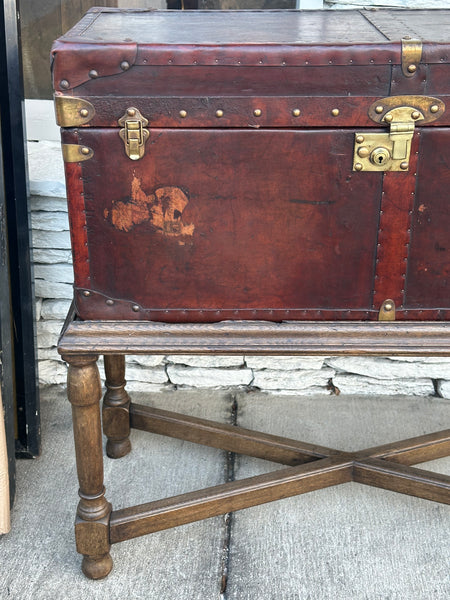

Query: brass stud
[[106, 299, 114, 306], [120, 61, 130, 71], [375, 105, 384, 114], [400, 161, 409, 170], [407, 64, 417, 73], [127, 108, 136, 117], [82, 290, 91, 297], [384, 114, 393, 123], [215, 109, 224, 118], [357, 146, 370, 158], [80, 108, 89, 117], [355, 135, 364, 144], [89, 69, 98, 79], [132, 305, 140, 312], [179, 110, 187, 118], [253, 108, 262, 117], [331, 108, 339, 117], [60, 80, 70, 89], [292, 108, 301, 117], [411, 111, 421, 120], [430, 104, 439, 113], [354, 163, 363, 171], [384, 301, 394, 312], [80, 147, 90, 155]]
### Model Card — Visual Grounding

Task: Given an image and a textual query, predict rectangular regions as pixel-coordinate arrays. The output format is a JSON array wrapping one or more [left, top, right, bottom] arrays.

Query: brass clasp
[[353, 95, 445, 172], [118, 107, 149, 160]]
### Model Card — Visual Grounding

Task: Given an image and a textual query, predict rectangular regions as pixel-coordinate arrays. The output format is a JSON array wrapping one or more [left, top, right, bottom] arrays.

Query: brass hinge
[[401, 37, 422, 77], [118, 107, 149, 160], [62, 144, 93, 162], [378, 299, 396, 321], [54, 96, 95, 127], [353, 95, 445, 172]]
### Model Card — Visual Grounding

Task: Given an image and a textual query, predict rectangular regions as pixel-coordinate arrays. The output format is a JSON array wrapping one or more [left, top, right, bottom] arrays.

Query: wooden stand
[[58, 315, 450, 579]]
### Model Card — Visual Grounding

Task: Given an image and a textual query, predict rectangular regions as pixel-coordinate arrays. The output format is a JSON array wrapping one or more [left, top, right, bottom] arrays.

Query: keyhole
[[370, 147, 391, 166]]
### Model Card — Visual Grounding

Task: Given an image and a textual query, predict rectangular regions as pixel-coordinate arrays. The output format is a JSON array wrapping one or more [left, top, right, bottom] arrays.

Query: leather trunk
[[51, 8, 450, 322]]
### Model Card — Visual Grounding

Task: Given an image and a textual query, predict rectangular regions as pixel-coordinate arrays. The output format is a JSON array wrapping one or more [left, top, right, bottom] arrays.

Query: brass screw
[[384, 114, 393, 123], [60, 80, 70, 89], [357, 146, 370, 158], [430, 104, 439, 113], [354, 163, 363, 171], [253, 109, 262, 117], [80, 108, 89, 117], [411, 111, 421, 120], [80, 147, 90, 155], [331, 108, 339, 117], [355, 135, 364, 144], [215, 109, 224, 118], [407, 64, 417, 73], [400, 161, 409, 170], [292, 108, 301, 117], [89, 69, 98, 79], [179, 110, 187, 118], [127, 108, 136, 117], [384, 301, 394, 312], [82, 290, 91, 297], [375, 105, 384, 114], [132, 305, 140, 312]]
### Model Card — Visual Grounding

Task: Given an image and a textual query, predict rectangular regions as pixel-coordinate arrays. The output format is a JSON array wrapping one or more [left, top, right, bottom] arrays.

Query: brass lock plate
[[354, 95, 445, 172], [353, 132, 410, 172]]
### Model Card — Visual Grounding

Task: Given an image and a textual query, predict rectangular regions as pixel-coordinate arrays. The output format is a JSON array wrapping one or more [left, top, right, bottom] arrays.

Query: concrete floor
[[0, 387, 449, 599]]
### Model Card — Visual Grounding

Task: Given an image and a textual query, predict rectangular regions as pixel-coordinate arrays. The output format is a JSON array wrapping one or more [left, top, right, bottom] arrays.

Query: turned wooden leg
[[63, 353, 113, 580], [102, 354, 131, 459]]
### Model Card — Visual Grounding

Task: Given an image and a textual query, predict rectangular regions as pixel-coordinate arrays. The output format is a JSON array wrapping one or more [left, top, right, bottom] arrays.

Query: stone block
[[252, 368, 335, 391], [245, 356, 325, 370], [127, 355, 165, 368], [31, 211, 69, 232], [27, 140, 66, 197], [326, 356, 450, 380], [30, 195, 68, 212], [166, 355, 244, 368], [32, 229, 71, 249], [167, 365, 253, 388], [436, 380, 450, 399], [332, 374, 435, 396], [38, 347, 61, 362], [36, 321, 64, 348], [40, 299, 72, 320], [125, 366, 168, 384], [35, 279, 73, 300], [33, 248, 72, 264], [38, 360, 67, 385], [35, 298, 43, 321], [34, 264, 74, 284]]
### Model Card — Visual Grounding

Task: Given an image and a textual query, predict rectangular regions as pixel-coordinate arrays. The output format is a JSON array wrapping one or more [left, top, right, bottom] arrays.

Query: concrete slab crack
[[219, 393, 238, 599]]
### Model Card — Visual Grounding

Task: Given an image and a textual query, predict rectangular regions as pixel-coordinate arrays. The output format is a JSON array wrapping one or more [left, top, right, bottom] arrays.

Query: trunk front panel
[[71, 127, 383, 321]]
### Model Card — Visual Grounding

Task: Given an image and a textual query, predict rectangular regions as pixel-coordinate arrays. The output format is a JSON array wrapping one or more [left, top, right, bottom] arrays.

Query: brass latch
[[353, 95, 445, 172], [118, 107, 149, 160]]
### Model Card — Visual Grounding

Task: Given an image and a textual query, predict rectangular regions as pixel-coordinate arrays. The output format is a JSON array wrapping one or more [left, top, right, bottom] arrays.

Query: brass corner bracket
[[378, 299, 396, 321], [54, 96, 95, 127], [401, 37, 422, 77], [62, 144, 94, 163]]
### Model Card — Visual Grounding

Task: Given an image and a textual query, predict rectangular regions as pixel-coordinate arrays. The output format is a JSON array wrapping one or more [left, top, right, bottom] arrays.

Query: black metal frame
[[0, 0, 40, 464]]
